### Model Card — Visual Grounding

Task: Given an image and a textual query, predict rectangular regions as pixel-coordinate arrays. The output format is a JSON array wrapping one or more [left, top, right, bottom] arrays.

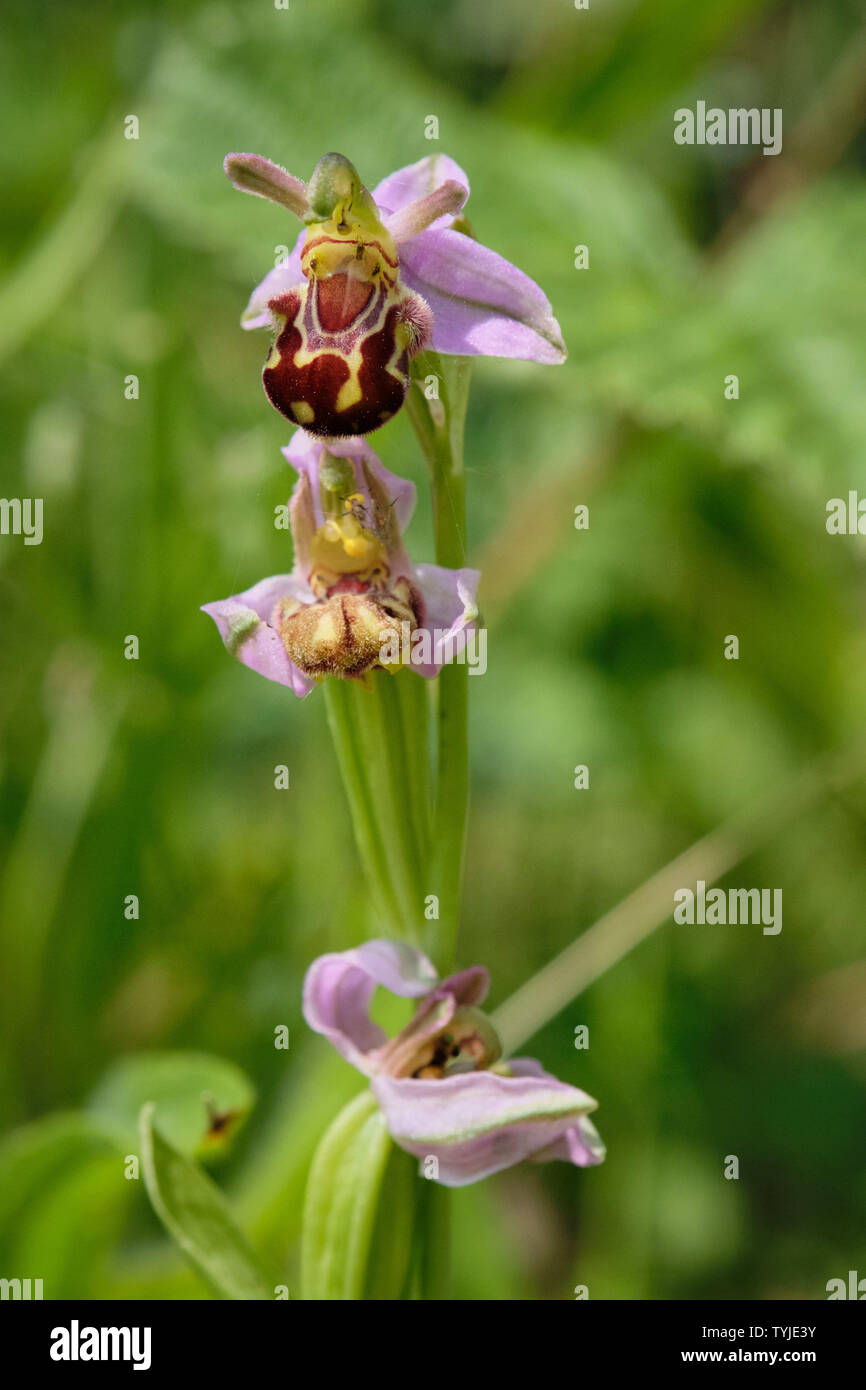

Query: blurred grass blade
[[0, 662, 126, 1089], [139, 1104, 274, 1301], [0, 132, 127, 368], [494, 741, 866, 1052]]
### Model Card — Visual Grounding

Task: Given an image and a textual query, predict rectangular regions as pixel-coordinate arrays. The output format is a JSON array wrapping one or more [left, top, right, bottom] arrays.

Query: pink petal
[[508, 1058, 606, 1166], [282, 430, 418, 541], [303, 942, 440, 1075], [230, 571, 314, 619], [201, 597, 314, 697], [527, 1116, 606, 1168], [385, 181, 468, 244], [412, 564, 481, 676], [399, 227, 566, 364], [434, 965, 489, 1008], [224, 153, 310, 220], [372, 154, 470, 223], [371, 1066, 600, 1187], [241, 229, 306, 330]]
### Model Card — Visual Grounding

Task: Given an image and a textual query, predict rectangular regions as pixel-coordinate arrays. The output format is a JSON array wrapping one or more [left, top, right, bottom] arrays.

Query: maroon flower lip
[[262, 286, 413, 438], [314, 273, 374, 332]]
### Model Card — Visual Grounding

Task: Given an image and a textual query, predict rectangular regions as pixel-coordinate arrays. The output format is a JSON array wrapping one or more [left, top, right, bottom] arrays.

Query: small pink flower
[[303, 940, 605, 1187], [202, 431, 480, 695], [225, 150, 566, 436]]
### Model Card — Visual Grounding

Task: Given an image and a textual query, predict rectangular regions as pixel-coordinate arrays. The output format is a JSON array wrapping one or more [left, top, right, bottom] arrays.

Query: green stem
[[352, 674, 426, 942], [430, 665, 468, 965], [406, 357, 472, 967], [414, 1180, 451, 1301], [323, 679, 404, 935], [389, 665, 432, 869], [324, 673, 429, 944]]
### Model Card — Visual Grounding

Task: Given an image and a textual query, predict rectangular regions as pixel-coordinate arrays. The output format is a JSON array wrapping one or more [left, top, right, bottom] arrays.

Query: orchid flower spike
[[303, 940, 605, 1187], [202, 431, 480, 695], [224, 150, 567, 437]]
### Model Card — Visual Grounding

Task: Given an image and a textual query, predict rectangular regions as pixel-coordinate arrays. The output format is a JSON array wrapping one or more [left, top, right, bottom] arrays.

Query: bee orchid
[[303, 940, 605, 1187], [225, 150, 566, 436], [202, 431, 480, 694]]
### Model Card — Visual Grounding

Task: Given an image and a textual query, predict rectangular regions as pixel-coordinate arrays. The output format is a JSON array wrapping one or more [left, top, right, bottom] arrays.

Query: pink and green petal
[[282, 431, 417, 540], [399, 228, 567, 364], [528, 1115, 606, 1168], [507, 1058, 606, 1166], [370, 1068, 600, 1187], [303, 941, 441, 1075], [412, 564, 481, 676], [201, 597, 314, 696], [224, 153, 310, 219], [242, 243, 305, 330], [372, 154, 470, 225]]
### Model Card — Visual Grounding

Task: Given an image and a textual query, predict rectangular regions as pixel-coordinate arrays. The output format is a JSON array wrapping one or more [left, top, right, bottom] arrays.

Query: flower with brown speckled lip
[[224, 149, 567, 437]]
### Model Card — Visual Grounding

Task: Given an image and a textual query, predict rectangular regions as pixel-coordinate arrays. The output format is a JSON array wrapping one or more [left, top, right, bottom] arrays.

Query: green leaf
[[89, 1051, 255, 1160], [0, 1113, 130, 1300], [139, 1103, 274, 1301], [301, 1090, 417, 1300]]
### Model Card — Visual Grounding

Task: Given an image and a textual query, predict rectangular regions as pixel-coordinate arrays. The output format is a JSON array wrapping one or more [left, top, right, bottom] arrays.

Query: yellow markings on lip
[[314, 607, 341, 647], [335, 376, 363, 414], [291, 401, 315, 424]]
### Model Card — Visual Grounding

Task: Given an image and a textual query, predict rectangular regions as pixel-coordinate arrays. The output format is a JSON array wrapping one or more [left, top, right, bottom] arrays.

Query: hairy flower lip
[[275, 588, 417, 679], [301, 940, 605, 1187]]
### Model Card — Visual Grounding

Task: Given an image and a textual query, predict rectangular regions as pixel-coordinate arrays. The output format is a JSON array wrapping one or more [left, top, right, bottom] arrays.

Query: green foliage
[[89, 1050, 255, 1158], [139, 1104, 274, 1300], [0, 1114, 129, 1299]]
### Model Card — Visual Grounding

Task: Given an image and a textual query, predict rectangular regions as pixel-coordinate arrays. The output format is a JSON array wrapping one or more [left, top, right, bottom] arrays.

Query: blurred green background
[[1, 0, 865, 1300]]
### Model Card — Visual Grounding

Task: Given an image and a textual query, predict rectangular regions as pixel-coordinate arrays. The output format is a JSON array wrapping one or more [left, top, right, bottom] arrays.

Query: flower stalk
[[324, 670, 431, 945], [407, 351, 472, 967]]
